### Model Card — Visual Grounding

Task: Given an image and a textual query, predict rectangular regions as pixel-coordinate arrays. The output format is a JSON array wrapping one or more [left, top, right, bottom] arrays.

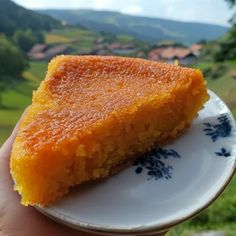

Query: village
[[28, 34, 203, 66]]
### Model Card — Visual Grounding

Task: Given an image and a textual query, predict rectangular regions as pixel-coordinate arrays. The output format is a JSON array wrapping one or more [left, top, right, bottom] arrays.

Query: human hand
[[0, 111, 167, 236]]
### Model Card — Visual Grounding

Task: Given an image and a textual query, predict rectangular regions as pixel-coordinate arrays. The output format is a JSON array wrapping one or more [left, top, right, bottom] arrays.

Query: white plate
[[36, 90, 236, 235]]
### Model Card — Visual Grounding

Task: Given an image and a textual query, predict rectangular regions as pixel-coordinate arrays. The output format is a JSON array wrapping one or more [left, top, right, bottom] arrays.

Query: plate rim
[[36, 90, 236, 235]]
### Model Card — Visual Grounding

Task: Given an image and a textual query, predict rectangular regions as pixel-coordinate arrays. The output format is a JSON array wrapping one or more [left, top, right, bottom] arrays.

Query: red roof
[[28, 52, 45, 60], [28, 44, 68, 60], [148, 47, 194, 60], [190, 44, 203, 52], [44, 45, 68, 58], [29, 44, 47, 54], [148, 48, 165, 60], [107, 43, 135, 50]]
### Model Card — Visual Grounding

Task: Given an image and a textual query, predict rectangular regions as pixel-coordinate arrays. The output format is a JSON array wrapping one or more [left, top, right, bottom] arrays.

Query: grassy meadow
[[45, 27, 139, 54], [195, 60, 236, 117], [0, 59, 235, 236], [0, 61, 46, 144], [45, 28, 98, 52]]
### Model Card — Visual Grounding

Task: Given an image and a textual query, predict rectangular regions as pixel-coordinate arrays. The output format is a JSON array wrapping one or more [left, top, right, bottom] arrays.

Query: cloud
[[122, 5, 143, 15], [92, 0, 115, 10], [166, 5, 174, 15], [14, 0, 45, 9]]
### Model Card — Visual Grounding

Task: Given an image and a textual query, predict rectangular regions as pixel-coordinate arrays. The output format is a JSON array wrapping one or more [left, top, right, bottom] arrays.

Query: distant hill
[[0, 0, 62, 36], [38, 9, 228, 44]]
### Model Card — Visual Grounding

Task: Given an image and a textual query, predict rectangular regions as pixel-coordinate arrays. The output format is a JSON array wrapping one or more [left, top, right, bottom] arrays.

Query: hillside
[[39, 9, 228, 44], [0, 0, 61, 36]]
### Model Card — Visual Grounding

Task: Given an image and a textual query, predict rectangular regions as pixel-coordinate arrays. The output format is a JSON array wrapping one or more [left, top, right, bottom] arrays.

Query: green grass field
[[0, 86, 31, 144], [45, 28, 139, 53], [116, 34, 134, 43], [45, 34, 72, 44], [168, 176, 236, 236], [193, 60, 236, 117], [0, 61, 46, 143], [0, 59, 235, 235], [26, 61, 48, 80], [46, 28, 98, 52]]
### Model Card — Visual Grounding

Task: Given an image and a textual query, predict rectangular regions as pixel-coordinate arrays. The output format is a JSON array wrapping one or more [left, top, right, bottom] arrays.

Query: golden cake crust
[[21, 56, 201, 153]]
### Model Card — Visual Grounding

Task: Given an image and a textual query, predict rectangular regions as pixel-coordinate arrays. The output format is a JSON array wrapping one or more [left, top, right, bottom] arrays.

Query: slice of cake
[[10, 56, 209, 206]]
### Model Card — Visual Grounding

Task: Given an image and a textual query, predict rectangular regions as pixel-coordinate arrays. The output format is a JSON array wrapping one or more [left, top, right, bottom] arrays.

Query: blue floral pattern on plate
[[215, 148, 231, 157], [203, 114, 232, 158], [134, 148, 181, 180], [203, 114, 232, 142]]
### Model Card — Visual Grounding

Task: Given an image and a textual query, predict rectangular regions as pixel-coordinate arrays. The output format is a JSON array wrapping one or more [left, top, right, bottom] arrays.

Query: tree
[[225, 0, 236, 22], [13, 29, 45, 52], [212, 0, 236, 61], [225, 0, 236, 6], [0, 36, 26, 78], [0, 0, 61, 37], [0, 35, 27, 107], [34, 31, 45, 44], [13, 29, 44, 52]]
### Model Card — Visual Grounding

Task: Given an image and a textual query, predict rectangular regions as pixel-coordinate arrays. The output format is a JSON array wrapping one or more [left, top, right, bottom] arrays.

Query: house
[[136, 51, 146, 58], [28, 44, 48, 60], [148, 47, 197, 65], [43, 45, 69, 60], [162, 47, 196, 65], [28, 44, 69, 61], [95, 37, 104, 44], [107, 42, 136, 55], [107, 42, 136, 50], [148, 48, 165, 61], [28, 44, 47, 54], [90, 41, 137, 56], [90, 43, 112, 55], [190, 44, 203, 56]]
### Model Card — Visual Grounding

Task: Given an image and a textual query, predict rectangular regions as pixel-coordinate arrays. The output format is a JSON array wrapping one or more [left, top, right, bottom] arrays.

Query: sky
[[13, 0, 233, 26]]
